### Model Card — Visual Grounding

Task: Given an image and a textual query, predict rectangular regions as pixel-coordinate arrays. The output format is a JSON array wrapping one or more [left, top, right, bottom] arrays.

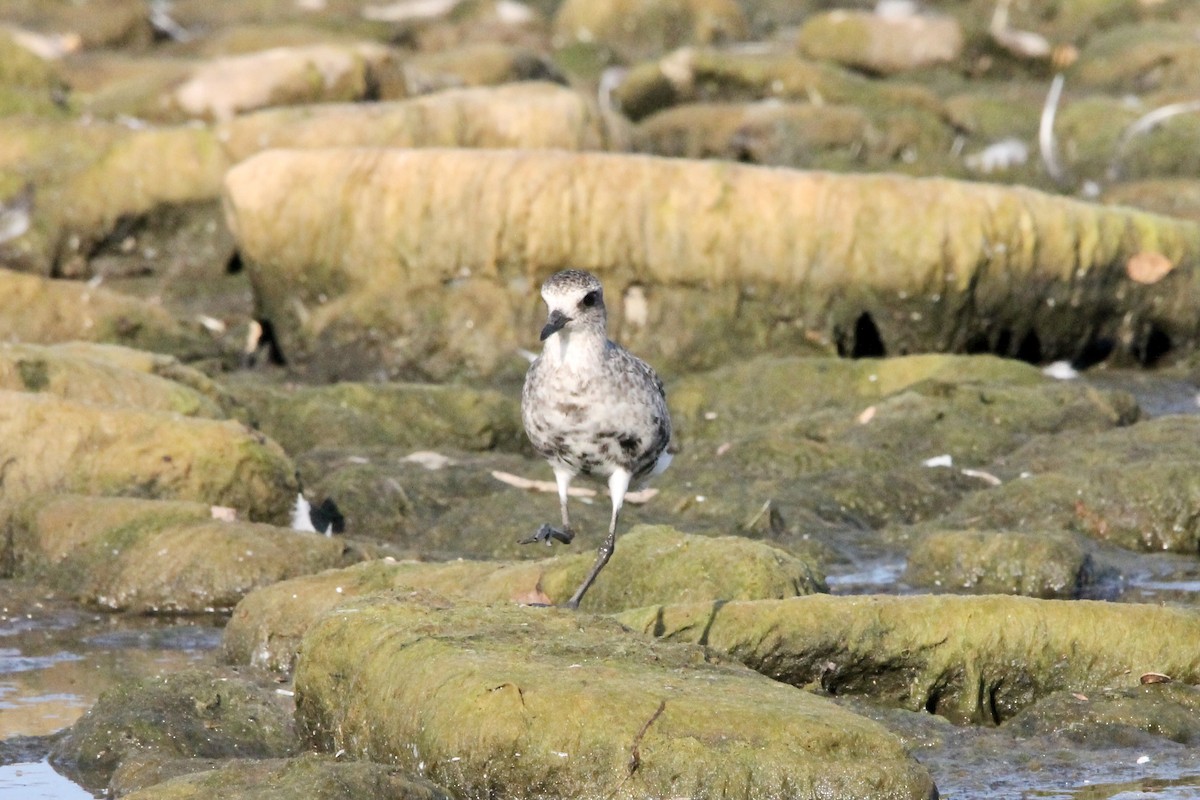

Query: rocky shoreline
[[3, 1, 1200, 798]]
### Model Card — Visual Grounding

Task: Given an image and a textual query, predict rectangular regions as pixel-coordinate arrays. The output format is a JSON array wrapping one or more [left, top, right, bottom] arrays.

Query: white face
[[542, 285, 597, 317], [540, 283, 604, 340]]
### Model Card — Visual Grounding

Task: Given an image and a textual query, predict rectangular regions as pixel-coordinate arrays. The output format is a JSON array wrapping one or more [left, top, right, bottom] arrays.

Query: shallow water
[[0, 583, 221, 799]]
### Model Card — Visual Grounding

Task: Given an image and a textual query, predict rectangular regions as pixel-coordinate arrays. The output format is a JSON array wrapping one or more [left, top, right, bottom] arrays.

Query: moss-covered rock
[[619, 594, 1200, 724], [1071, 22, 1200, 94], [117, 754, 451, 800], [2, 0, 153, 50], [553, 0, 749, 61], [221, 524, 824, 672], [0, 342, 224, 417], [669, 354, 1137, 475], [170, 43, 401, 122], [220, 82, 627, 161], [0, 268, 213, 357], [224, 376, 523, 456], [932, 415, 1200, 552], [402, 42, 563, 94], [52, 667, 297, 794], [903, 529, 1093, 598], [1104, 178, 1200, 224], [612, 47, 947, 123], [7, 493, 353, 612], [0, 391, 297, 526], [0, 29, 69, 116], [1057, 95, 1200, 183], [44, 341, 242, 411], [294, 594, 938, 799], [223, 148, 1200, 381], [797, 10, 964, 75], [1003, 682, 1200, 744], [633, 101, 878, 170]]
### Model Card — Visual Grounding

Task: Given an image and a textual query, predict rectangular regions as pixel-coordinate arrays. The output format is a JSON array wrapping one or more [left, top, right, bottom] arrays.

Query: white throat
[[544, 328, 605, 370]]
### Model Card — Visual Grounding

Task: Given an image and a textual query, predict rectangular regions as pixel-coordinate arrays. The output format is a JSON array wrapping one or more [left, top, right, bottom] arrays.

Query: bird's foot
[[518, 523, 575, 546]]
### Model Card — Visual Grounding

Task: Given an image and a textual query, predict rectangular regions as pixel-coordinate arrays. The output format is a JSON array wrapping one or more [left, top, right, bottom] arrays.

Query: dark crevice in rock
[[1073, 336, 1115, 371], [1135, 325, 1172, 367], [1014, 329, 1042, 364], [850, 311, 886, 358]]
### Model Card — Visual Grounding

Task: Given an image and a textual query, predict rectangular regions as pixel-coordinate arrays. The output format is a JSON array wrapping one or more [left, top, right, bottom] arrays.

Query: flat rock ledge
[[221, 525, 825, 672], [618, 594, 1200, 724], [222, 147, 1200, 379], [294, 594, 938, 800]]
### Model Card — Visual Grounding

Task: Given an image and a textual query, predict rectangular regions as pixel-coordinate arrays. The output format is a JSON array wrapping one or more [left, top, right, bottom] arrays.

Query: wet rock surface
[[8, 493, 356, 613], [116, 753, 453, 800], [220, 524, 825, 673], [51, 667, 297, 794], [617, 594, 1200, 725], [4, 1, 1200, 798], [294, 594, 938, 800]]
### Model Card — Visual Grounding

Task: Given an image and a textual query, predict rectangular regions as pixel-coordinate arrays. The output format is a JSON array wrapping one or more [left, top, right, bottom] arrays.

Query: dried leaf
[[1126, 251, 1174, 284]]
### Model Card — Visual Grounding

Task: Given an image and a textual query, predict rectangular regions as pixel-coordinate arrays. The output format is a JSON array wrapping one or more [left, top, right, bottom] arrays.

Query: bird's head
[[538, 269, 607, 341]]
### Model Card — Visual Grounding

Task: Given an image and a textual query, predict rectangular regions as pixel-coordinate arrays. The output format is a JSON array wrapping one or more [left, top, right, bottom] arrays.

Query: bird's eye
[[581, 290, 599, 308]]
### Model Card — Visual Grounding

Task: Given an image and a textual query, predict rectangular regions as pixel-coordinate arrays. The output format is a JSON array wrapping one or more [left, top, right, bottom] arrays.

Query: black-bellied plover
[[521, 269, 672, 609]]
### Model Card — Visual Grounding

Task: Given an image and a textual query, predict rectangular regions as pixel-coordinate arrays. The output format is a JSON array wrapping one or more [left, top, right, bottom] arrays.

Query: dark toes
[[518, 524, 575, 546]]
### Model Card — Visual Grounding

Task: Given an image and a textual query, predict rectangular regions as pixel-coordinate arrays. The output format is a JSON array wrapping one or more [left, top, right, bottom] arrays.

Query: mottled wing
[[608, 344, 672, 480]]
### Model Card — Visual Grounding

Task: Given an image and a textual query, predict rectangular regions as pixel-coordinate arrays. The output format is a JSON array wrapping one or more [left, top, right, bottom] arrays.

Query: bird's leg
[[565, 468, 630, 609], [519, 466, 576, 545]]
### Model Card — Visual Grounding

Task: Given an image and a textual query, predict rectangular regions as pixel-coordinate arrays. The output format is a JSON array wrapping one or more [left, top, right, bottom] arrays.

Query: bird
[[521, 269, 672, 609]]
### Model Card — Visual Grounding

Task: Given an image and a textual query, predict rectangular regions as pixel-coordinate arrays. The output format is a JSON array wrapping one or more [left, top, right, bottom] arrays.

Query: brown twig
[[627, 700, 667, 776]]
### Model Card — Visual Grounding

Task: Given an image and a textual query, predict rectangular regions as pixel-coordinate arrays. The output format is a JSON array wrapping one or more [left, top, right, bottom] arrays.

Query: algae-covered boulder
[[170, 43, 401, 122], [612, 47, 946, 123], [225, 377, 523, 455], [117, 754, 451, 800], [1070, 22, 1200, 95], [1004, 683, 1200, 744], [0, 28, 68, 116], [0, 118, 232, 278], [44, 341, 241, 411], [797, 10, 964, 75], [223, 147, 1200, 381], [934, 415, 1200, 552], [0, 342, 224, 417], [401, 43, 562, 94], [1, 0, 152, 50], [219, 82, 627, 161], [668, 354, 1137, 478], [902, 529, 1093, 598], [1104, 178, 1200, 224], [0, 268, 212, 357], [633, 102, 876, 169], [52, 668, 297, 794], [221, 524, 825, 672], [294, 595, 938, 799], [7, 494, 353, 613], [631, 99, 954, 179], [553, 0, 748, 61], [619, 594, 1200, 724], [1057, 95, 1200, 183], [0, 391, 297, 525]]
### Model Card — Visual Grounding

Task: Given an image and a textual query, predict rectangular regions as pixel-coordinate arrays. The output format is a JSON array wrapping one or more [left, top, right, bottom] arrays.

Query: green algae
[[293, 594, 937, 799], [53, 668, 297, 793], [220, 524, 824, 673], [619, 594, 1200, 725]]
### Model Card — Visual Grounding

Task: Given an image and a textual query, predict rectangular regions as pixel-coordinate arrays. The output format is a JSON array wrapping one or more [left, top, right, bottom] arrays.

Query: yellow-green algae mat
[[293, 594, 937, 800], [222, 525, 825, 673], [617, 595, 1200, 725]]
